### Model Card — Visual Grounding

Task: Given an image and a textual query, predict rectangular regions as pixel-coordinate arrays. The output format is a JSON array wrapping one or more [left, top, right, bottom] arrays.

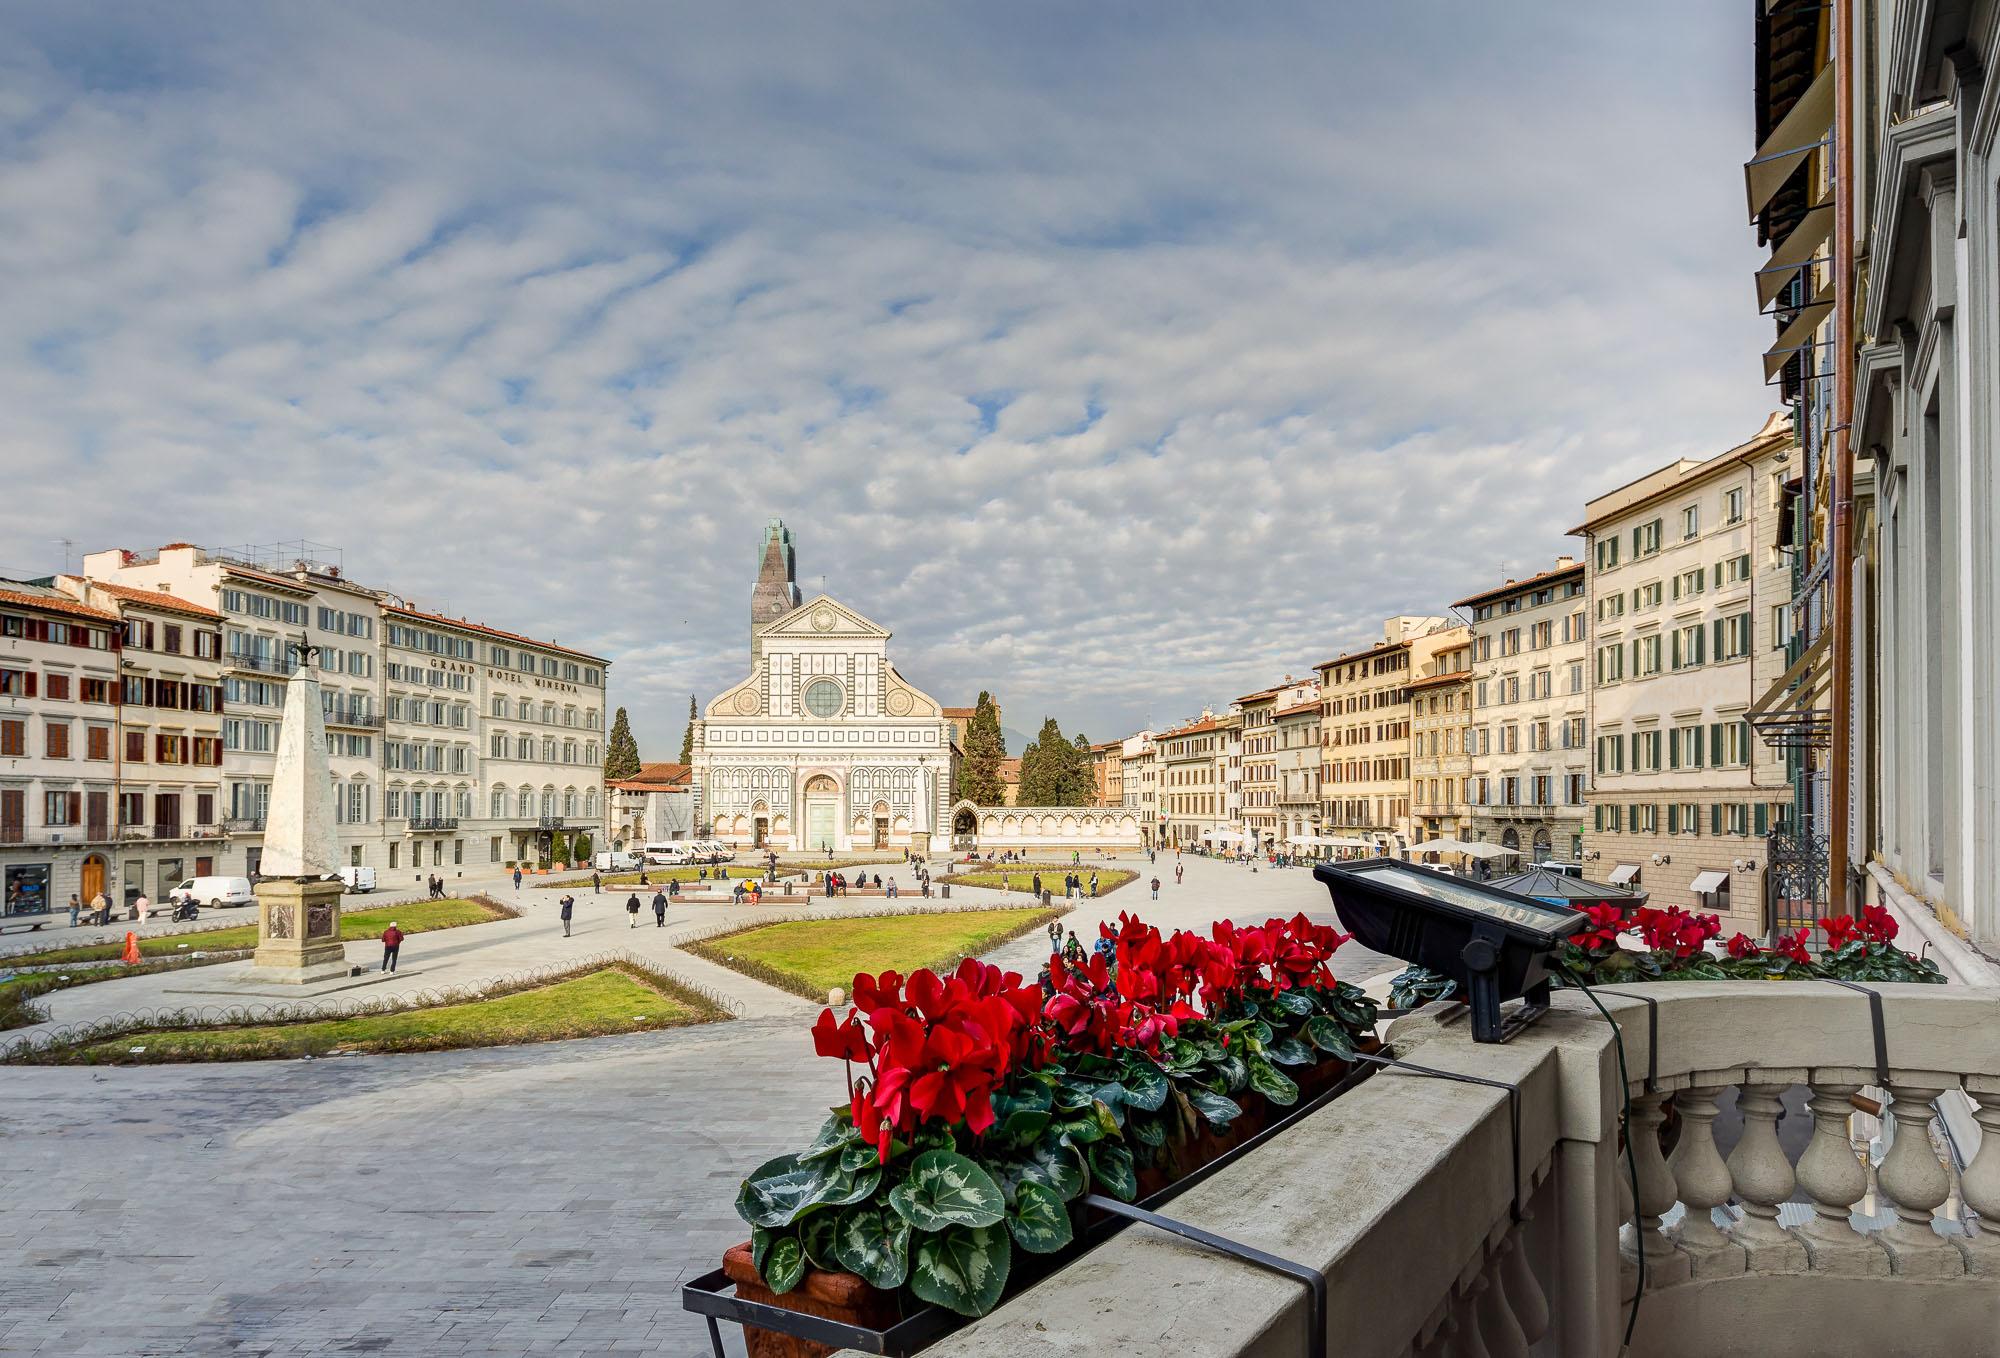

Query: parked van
[[595, 850, 643, 872], [167, 875, 255, 909], [336, 865, 378, 893], [703, 839, 736, 863], [642, 842, 692, 866]]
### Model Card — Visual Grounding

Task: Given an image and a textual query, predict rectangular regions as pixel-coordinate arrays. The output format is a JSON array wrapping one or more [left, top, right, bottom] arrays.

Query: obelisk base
[[250, 877, 354, 983]]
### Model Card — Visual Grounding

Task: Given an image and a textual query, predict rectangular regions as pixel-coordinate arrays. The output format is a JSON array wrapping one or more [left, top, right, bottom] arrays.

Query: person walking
[[380, 921, 403, 972], [824, 871, 836, 900], [652, 890, 667, 927], [67, 893, 81, 927], [512, 866, 523, 891], [1174, 863, 1184, 886], [592, 870, 602, 895], [1150, 875, 1161, 901], [559, 894, 574, 937], [135, 890, 151, 922], [625, 893, 641, 928], [89, 891, 109, 925], [1089, 871, 1099, 898], [1032, 871, 1043, 899]]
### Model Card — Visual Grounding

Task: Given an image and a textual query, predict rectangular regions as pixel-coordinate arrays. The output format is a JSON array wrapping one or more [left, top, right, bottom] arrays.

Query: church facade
[[690, 522, 955, 855]]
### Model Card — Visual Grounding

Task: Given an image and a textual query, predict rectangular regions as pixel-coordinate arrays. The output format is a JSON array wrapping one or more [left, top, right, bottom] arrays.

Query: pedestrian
[[887, 878, 898, 899], [1089, 872, 1099, 898], [653, 890, 668, 926], [1150, 876, 1161, 901], [824, 872, 836, 899], [67, 893, 81, 927], [135, 890, 151, 922], [1032, 872, 1043, 898], [592, 870, 602, 895], [559, 894, 574, 937], [668, 877, 680, 898], [1063, 930, 1085, 966], [513, 866, 523, 891], [626, 893, 642, 928], [380, 921, 403, 972], [89, 891, 109, 925], [1175, 863, 1184, 886]]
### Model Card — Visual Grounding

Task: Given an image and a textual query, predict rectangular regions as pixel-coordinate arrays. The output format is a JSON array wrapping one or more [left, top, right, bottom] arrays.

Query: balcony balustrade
[[539, 815, 566, 830], [225, 653, 296, 676], [923, 982, 2000, 1358], [407, 816, 460, 832], [222, 815, 267, 833], [322, 708, 383, 729]]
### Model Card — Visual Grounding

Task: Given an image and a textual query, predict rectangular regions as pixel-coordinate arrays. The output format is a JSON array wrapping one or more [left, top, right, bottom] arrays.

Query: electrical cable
[[1559, 966, 1644, 1351]]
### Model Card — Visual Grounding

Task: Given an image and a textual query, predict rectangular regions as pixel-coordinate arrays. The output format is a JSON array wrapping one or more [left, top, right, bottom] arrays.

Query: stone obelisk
[[250, 642, 352, 982]]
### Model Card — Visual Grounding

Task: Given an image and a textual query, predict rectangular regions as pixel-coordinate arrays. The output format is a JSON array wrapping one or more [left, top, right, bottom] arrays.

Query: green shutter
[[1595, 738, 1603, 774], [1754, 802, 1769, 835], [1594, 803, 1603, 831], [1667, 803, 1679, 834], [1629, 732, 1641, 769], [1710, 723, 1724, 766], [1668, 730, 1680, 769], [1710, 804, 1722, 835], [1671, 631, 1681, 669]]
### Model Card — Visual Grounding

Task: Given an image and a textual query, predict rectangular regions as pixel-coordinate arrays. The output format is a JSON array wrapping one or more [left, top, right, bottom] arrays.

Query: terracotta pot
[[722, 1242, 901, 1358]]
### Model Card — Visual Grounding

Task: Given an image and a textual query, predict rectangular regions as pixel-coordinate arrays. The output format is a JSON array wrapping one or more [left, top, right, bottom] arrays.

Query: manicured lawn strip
[[684, 907, 1061, 1002], [942, 866, 1137, 896], [0, 956, 249, 1031], [31, 961, 728, 1065], [4, 897, 511, 967], [537, 865, 794, 890]]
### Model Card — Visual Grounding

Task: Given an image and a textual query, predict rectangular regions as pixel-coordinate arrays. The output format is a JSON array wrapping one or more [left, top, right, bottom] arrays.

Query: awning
[[1689, 870, 1730, 895], [1607, 863, 1641, 885], [1756, 200, 1834, 308], [1762, 277, 1836, 380], [1745, 62, 1834, 219], [1747, 625, 1833, 748]]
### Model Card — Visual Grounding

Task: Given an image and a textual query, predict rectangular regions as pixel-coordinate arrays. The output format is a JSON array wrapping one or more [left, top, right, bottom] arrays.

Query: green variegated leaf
[[1271, 988, 1314, 1016], [910, 1224, 1011, 1317], [1024, 1140, 1086, 1199], [1088, 1142, 1137, 1201], [1122, 1065, 1168, 1112], [799, 1210, 841, 1271], [887, 1151, 1006, 1231], [751, 1225, 773, 1274], [832, 1203, 911, 1290], [1250, 1018, 1274, 1045], [764, 1236, 806, 1295], [1265, 1035, 1313, 1067], [1183, 1088, 1242, 1128], [840, 1142, 883, 1173], [736, 1155, 819, 1229], [799, 1114, 859, 1163], [1248, 1054, 1298, 1106], [1129, 1114, 1166, 1147], [913, 1126, 957, 1152], [1052, 1114, 1105, 1146], [1305, 1015, 1357, 1061], [1218, 1051, 1249, 1092], [1006, 1178, 1073, 1254]]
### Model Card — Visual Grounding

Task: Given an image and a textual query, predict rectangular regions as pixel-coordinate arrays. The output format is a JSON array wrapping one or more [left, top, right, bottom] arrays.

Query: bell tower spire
[[750, 519, 800, 661]]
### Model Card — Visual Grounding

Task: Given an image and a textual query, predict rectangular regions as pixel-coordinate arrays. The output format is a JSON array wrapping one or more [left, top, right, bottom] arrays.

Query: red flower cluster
[[1631, 906, 1722, 960], [814, 959, 1045, 1162], [1573, 904, 1629, 953], [1044, 950, 1183, 1056], [1771, 927, 1813, 965], [1204, 914, 1351, 1010]]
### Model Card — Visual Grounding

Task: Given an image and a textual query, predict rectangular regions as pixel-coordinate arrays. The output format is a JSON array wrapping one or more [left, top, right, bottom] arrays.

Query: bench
[[0, 918, 49, 935]]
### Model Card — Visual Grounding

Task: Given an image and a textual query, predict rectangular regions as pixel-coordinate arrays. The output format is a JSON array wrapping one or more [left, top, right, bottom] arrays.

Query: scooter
[[171, 900, 200, 922]]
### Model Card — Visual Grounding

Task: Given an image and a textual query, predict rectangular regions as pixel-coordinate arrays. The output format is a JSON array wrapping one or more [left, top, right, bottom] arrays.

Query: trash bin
[[940, 884, 950, 900], [1041, 889, 1052, 907]]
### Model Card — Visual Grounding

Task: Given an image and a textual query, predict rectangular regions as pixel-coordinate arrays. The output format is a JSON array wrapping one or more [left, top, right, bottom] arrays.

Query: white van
[[703, 840, 736, 863], [168, 875, 255, 908], [642, 842, 692, 866], [595, 850, 643, 872], [336, 865, 378, 893]]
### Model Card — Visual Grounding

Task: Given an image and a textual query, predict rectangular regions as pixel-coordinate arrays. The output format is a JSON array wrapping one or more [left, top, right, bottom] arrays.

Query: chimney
[[1555, 555, 1576, 570]]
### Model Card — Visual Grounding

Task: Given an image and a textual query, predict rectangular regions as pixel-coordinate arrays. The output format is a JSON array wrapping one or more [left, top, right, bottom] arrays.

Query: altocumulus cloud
[[0, 2, 1776, 752]]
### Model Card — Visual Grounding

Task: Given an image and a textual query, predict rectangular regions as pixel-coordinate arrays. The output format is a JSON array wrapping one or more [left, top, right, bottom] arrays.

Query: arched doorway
[[871, 800, 891, 850], [79, 854, 106, 904], [803, 774, 840, 854], [952, 806, 977, 849], [1531, 827, 1552, 862]]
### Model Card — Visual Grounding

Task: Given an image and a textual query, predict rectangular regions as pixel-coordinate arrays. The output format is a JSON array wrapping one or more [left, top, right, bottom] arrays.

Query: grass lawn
[[39, 963, 724, 1065], [0, 957, 213, 1031], [539, 864, 791, 890], [944, 865, 1138, 896], [4, 897, 506, 967], [685, 906, 1059, 1001]]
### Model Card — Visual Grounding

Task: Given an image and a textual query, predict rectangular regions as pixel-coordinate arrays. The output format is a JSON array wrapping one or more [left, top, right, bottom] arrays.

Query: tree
[[573, 832, 594, 862], [955, 691, 1007, 804], [1019, 718, 1092, 806], [605, 707, 642, 780], [678, 695, 697, 764], [550, 829, 570, 864]]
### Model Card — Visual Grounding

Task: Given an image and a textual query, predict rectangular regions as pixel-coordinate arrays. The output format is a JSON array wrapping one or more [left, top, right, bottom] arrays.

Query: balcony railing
[[408, 816, 460, 832], [539, 815, 566, 830], [222, 815, 266, 833], [0, 823, 117, 846], [225, 653, 296, 676], [323, 708, 383, 729], [922, 982, 2000, 1358]]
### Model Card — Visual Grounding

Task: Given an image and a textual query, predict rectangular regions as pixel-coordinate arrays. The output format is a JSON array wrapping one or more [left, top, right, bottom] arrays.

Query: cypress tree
[[604, 707, 642, 780], [678, 695, 696, 764], [956, 691, 1007, 804]]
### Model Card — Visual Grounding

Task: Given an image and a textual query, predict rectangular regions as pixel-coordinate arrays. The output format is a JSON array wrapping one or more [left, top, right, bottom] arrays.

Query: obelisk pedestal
[[248, 643, 354, 983]]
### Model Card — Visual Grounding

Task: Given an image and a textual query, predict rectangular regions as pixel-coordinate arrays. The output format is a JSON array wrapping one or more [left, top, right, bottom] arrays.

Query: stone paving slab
[[0, 854, 1389, 1356]]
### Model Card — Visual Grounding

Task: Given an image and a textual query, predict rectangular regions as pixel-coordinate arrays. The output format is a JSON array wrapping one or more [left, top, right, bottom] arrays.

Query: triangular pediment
[[758, 594, 891, 641]]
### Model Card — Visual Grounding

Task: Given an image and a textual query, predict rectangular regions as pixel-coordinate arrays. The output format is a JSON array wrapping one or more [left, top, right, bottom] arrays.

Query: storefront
[[4, 862, 52, 916]]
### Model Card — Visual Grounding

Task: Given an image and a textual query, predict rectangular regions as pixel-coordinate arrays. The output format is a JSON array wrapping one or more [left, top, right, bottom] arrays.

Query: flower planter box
[[721, 1244, 902, 1358]]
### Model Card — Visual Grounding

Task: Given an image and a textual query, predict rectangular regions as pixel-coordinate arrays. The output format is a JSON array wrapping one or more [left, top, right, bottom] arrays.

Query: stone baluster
[[1959, 1076, 2000, 1276], [1876, 1076, 1965, 1277], [1725, 1079, 1809, 1269], [1446, 1276, 1492, 1358], [1497, 1227, 1549, 1346], [1667, 1082, 1745, 1276], [1795, 1074, 1888, 1275], [1626, 1089, 1691, 1284], [1472, 1243, 1529, 1358]]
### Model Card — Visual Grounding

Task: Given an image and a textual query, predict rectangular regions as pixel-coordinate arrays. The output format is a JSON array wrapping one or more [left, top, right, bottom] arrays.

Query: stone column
[[249, 647, 352, 983]]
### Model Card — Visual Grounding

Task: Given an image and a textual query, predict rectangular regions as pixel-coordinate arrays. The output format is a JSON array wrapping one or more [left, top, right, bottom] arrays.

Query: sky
[[0, 3, 1778, 758]]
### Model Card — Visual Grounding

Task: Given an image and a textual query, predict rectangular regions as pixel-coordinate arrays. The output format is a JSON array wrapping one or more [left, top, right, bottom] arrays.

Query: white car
[[168, 875, 256, 908]]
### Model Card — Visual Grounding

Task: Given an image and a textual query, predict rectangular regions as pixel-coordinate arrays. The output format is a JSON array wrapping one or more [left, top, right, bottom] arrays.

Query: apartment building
[[1271, 696, 1322, 850], [1317, 616, 1460, 850], [1158, 714, 1224, 849], [1456, 559, 1590, 863], [608, 762, 695, 848], [1214, 709, 1244, 846], [81, 543, 610, 883], [1407, 638, 1473, 849], [1118, 731, 1157, 846], [1238, 677, 1319, 853], [1575, 417, 1796, 930], [1089, 740, 1124, 808]]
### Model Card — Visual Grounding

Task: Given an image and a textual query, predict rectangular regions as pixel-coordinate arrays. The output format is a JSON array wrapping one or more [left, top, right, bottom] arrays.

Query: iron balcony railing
[[408, 816, 460, 832], [539, 815, 566, 830], [222, 815, 267, 833], [323, 708, 383, 729]]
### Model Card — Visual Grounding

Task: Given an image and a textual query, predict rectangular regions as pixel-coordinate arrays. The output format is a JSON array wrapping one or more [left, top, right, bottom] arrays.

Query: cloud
[[0, 2, 1777, 754]]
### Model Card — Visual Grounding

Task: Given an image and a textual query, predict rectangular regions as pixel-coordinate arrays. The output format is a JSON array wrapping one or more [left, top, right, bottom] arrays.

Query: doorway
[[804, 774, 840, 854], [80, 854, 106, 903], [754, 817, 769, 849], [873, 817, 889, 850]]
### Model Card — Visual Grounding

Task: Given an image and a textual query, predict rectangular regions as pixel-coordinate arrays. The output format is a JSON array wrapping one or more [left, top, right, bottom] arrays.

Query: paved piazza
[[0, 855, 1393, 1357]]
